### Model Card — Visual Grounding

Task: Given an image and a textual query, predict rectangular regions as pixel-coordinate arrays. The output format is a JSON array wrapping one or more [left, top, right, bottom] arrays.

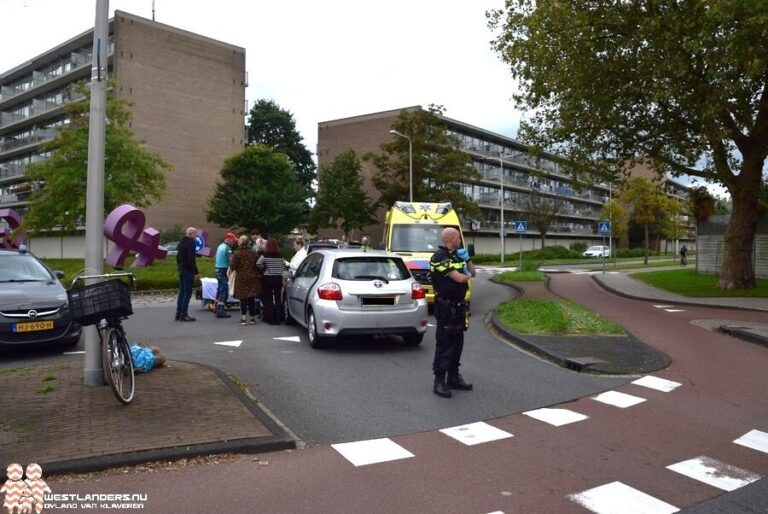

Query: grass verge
[[632, 268, 768, 297], [497, 298, 625, 335], [495, 270, 546, 282]]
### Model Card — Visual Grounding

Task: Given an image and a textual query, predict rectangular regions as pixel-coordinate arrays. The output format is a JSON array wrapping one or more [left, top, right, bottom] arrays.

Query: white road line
[[592, 391, 646, 408], [331, 438, 414, 467], [734, 430, 768, 454], [274, 336, 301, 342], [666, 456, 761, 491], [663, 309, 686, 313], [653, 305, 672, 309], [439, 421, 513, 446], [523, 407, 589, 427], [568, 481, 679, 514], [631, 376, 682, 392], [213, 340, 242, 347], [62, 350, 85, 355]]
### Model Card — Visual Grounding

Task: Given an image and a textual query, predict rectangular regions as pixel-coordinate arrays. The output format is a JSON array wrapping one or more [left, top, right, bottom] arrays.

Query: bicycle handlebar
[[70, 271, 137, 289]]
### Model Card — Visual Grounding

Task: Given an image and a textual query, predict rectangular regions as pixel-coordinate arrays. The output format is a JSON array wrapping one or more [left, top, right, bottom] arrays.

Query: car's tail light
[[317, 283, 343, 301], [411, 283, 426, 300]]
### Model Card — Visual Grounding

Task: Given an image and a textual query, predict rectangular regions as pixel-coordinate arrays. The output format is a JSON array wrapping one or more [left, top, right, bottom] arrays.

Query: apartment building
[[0, 10, 246, 256], [319, 107, 691, 253]]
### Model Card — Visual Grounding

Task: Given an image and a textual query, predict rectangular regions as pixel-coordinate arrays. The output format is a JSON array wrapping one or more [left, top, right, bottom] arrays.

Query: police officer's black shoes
[[447, 371, 473, 391], [433, 372, 452, 398]]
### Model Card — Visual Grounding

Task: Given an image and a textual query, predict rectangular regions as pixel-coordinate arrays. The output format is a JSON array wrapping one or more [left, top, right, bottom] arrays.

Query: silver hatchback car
[[285, 249, 428, 348]]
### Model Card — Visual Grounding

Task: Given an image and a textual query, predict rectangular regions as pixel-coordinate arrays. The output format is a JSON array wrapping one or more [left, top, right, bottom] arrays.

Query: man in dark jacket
[[175, 227, 199, 322]]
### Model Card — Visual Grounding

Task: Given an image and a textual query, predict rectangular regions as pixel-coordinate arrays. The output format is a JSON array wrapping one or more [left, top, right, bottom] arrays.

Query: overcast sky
[[0, 0, 521, 158]]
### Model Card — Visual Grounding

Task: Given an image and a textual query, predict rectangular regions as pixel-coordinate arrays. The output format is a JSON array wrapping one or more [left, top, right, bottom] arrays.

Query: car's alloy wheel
[[307, 310, 323, 349]]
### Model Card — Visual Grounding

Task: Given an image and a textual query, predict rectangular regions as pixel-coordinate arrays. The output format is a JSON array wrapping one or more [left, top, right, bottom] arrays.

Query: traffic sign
[[598, 221, 611, 235], [514, 221, 528, 233]]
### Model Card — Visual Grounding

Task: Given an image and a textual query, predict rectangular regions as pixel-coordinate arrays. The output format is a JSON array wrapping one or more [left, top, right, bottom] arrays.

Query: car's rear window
[[332, 257, 410, 281]]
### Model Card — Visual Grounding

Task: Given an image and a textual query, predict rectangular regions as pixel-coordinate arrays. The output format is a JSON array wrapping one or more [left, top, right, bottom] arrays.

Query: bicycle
[[68, 271, 136, 405]]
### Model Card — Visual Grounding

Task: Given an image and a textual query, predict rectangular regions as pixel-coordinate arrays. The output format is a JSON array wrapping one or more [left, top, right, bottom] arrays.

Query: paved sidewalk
[[0, 360, 294, 476]]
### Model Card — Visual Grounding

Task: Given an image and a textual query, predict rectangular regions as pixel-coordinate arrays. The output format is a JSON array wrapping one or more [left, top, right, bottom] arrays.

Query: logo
[[1, 462, 50, 514], [27, 310, 38, 320], [373, 280, 383, 288]]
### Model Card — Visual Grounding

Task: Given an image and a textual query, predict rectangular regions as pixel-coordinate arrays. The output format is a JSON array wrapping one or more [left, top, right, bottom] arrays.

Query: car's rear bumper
[[312, 301, 428, 338]]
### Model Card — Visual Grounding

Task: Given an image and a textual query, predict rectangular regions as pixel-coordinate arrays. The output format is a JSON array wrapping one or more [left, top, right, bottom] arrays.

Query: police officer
[[429, 227, 476, 398]]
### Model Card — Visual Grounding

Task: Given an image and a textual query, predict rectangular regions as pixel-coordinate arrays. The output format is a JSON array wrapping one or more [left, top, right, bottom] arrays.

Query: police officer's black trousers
[[432, 317, 464, 374]]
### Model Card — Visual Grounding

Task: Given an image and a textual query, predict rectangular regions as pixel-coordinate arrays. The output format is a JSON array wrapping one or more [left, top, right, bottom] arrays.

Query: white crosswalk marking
[[734, 429, 768, 454], [666, 456, 761, 491], [523, 407, 589, 426], [440, 421, 513, 446], [332, 438, 414, 467], [568, 481, 679, 514], [631, 376, 682, 392], [592, 391, 646, 408]]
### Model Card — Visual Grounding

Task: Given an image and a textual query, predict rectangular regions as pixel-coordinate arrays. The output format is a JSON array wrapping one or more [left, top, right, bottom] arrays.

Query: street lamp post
[[389, 130, 413, 202], [499, 153, 505, 263]]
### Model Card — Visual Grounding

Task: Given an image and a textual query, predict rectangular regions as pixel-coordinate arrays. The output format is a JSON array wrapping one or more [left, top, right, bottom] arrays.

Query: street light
[[499, 152, 505, 263], [389, 129, 413, 202]]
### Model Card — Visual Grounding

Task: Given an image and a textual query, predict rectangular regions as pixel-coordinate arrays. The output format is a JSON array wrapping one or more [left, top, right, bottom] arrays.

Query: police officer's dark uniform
[[429, 245, 473, 398]]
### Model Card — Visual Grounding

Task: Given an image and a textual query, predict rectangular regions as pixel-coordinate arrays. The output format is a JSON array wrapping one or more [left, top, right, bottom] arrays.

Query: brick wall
[[112, 11, 245, 238]]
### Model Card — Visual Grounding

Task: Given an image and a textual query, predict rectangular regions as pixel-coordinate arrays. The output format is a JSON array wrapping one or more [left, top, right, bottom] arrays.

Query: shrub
[[569, 241, 587, 254]]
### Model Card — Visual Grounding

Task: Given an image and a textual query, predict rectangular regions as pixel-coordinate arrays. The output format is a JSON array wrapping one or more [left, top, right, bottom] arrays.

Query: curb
[[40, 362, 296, 476], [718, 326, 768, 348]]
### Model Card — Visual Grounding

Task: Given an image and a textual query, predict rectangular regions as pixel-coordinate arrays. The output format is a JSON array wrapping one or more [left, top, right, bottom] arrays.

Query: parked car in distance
[[284, 248, 428, 348], [160, 241, 178, 256], [0, 248, 81, 349], [583, 245, 610, 258]]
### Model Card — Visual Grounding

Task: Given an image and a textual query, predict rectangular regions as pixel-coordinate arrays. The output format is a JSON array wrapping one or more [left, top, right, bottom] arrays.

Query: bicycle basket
[[67, 279, 133, 326]]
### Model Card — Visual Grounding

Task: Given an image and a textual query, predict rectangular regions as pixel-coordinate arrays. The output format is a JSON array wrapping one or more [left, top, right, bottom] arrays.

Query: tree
[[206, 145, 308, 236], [688, 186, 717, 224], [600, 199, 629, 248], [246, 99, 316, 190], [620, 177, 667, 264], [23, 81, 169, 234], [523, 190, 562, 248], [365, 105, 479, 214], [308, 149, 378, 238], [489, 1, 768, 289], [658, 197, 687, 254]]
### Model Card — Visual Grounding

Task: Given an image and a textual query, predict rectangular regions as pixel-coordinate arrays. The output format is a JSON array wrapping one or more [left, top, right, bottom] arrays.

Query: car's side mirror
[[54, 270, 65, 279]]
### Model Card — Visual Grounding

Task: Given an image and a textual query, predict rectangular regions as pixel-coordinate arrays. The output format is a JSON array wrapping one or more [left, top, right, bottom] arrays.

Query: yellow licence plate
[[13, 321, 54, 333]]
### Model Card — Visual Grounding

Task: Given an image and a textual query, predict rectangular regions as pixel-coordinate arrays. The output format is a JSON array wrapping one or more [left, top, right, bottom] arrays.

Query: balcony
[[0, 38, 113, 104], [0, 127, 57, 155], [0, 91, 84, 130]]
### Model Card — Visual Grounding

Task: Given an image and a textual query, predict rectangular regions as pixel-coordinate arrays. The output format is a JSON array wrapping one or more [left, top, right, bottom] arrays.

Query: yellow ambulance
[[383, 201, 473, 304]]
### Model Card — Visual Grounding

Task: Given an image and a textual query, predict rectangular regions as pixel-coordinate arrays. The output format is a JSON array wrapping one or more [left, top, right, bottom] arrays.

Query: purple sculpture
[[0, 209, 27, 249], [103, 204, 166, 268]]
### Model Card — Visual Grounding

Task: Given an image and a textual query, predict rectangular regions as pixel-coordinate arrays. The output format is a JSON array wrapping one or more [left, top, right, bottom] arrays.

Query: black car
[[0, 248, 81, 349]]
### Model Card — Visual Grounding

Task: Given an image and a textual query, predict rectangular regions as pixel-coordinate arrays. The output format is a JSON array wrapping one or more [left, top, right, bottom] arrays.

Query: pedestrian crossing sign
[[598, 221, 611, 235], [514, 221, 527, 233]]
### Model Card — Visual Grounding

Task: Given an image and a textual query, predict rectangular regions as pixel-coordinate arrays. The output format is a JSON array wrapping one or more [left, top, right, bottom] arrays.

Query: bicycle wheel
[[102, 326, 135, 404]]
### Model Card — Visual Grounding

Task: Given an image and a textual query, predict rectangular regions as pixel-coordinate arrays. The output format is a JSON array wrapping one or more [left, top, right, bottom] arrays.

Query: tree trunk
[[643, 224, 649, 265], [718, 176, 760, 289]]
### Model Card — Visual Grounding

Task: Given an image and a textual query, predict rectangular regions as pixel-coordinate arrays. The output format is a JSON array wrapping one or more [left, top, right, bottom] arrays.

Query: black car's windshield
[[0, 255, 54, 283], [390, 225, 462, 253]]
